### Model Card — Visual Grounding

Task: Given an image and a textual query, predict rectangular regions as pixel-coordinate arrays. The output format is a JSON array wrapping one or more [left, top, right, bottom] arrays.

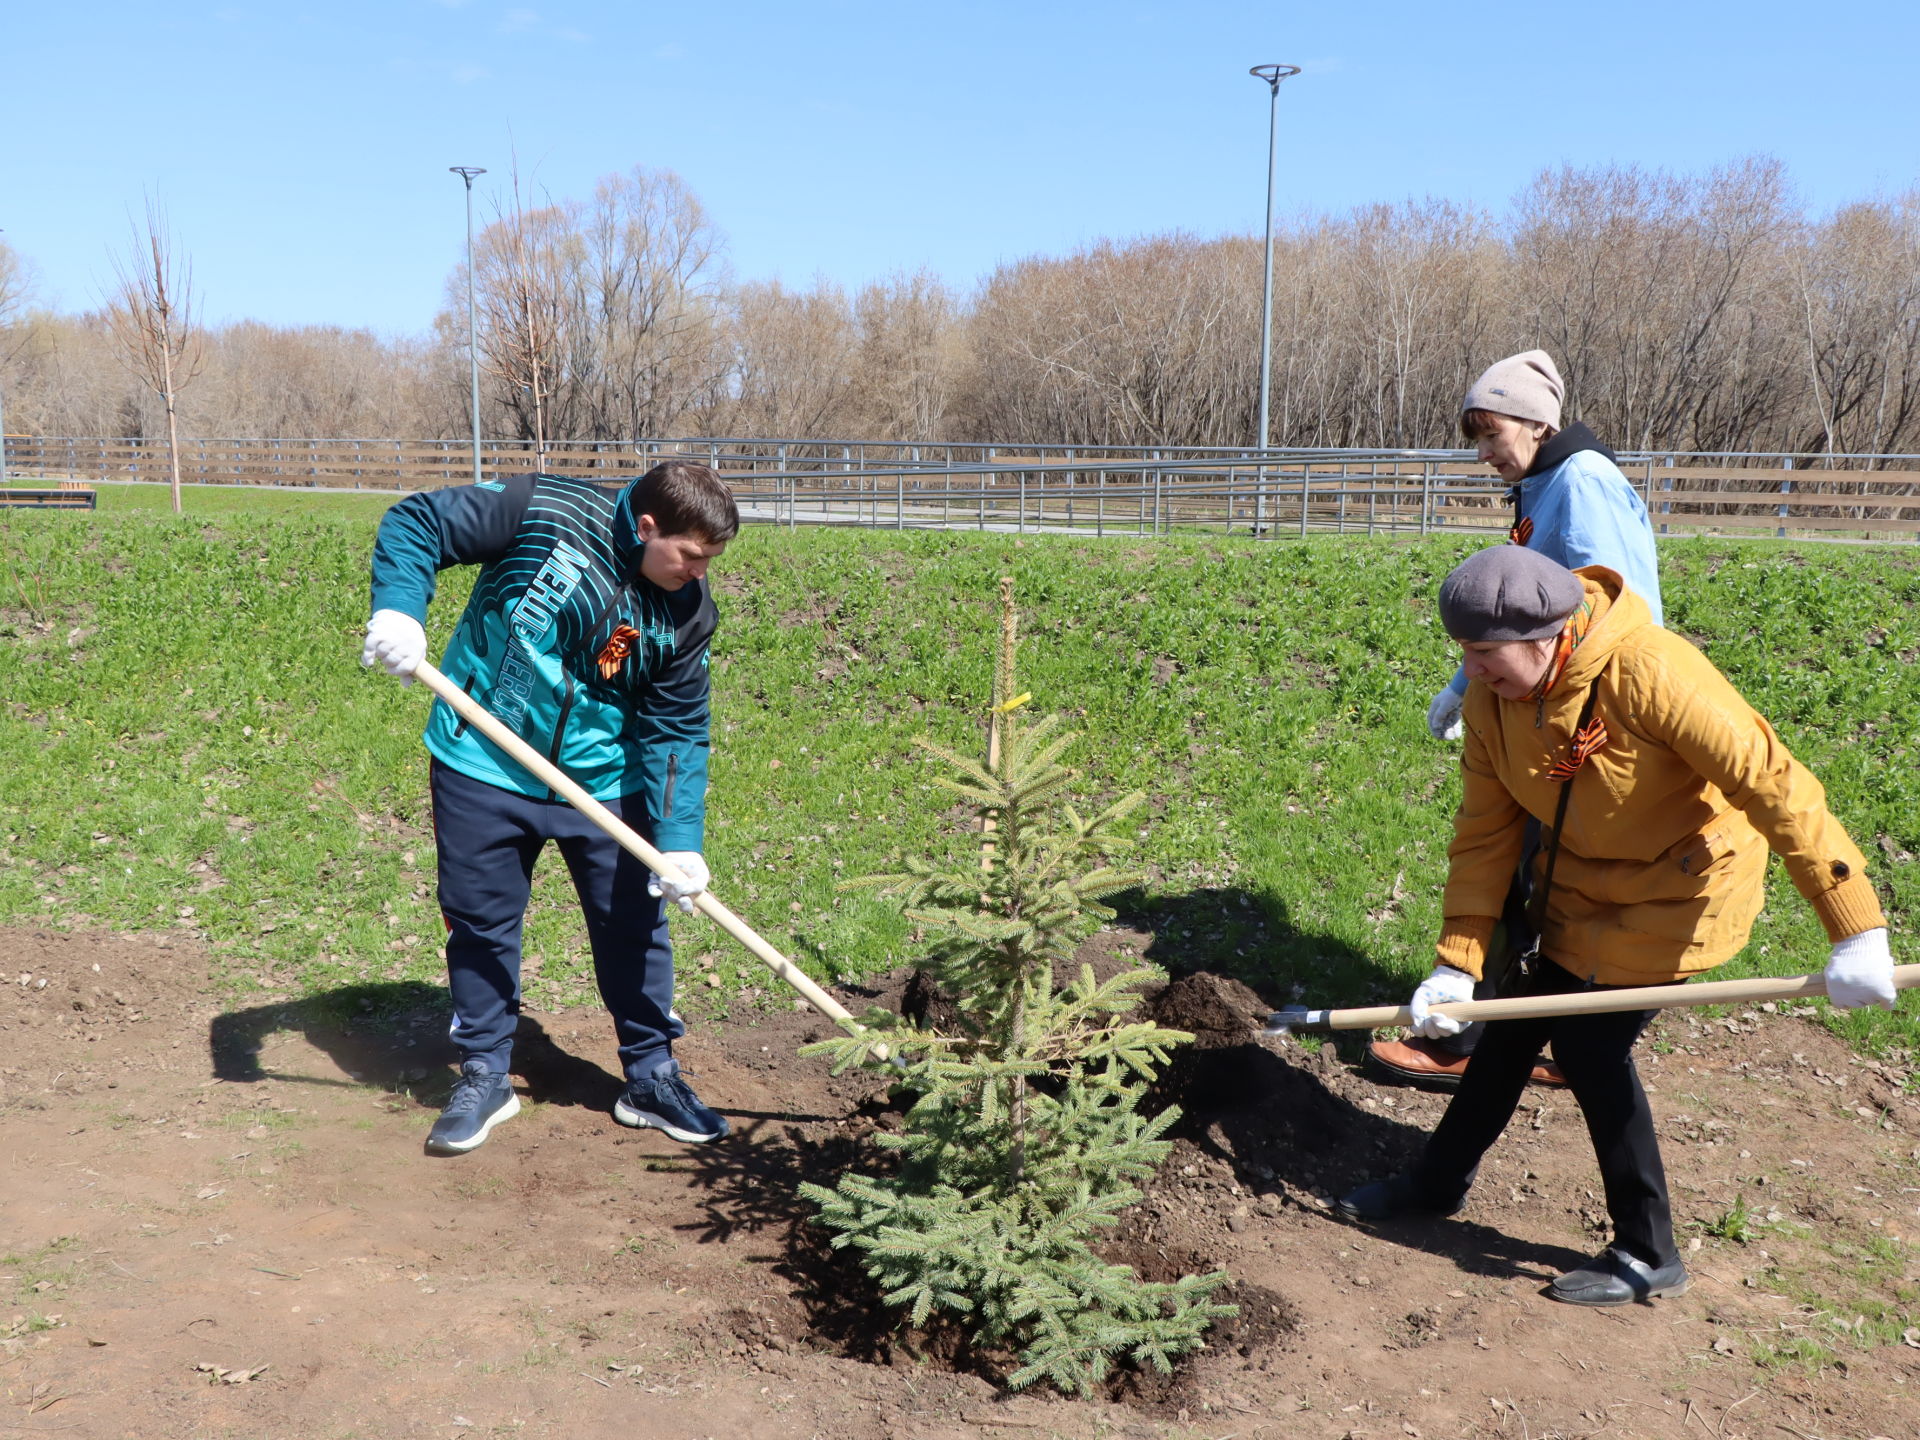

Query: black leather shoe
[[1335, 1173, 1466, 1224], [1547, 1247, 1689, 1306]]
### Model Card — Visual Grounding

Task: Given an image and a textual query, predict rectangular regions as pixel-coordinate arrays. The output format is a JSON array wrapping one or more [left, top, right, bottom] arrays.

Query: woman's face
[[1474, 413, 1550, 483], [1459, 636, 1557, 700]]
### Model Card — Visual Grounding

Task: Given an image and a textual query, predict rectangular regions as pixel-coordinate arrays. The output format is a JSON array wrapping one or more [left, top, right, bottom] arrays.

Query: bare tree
[[955, 235, 1262, 447], [194, 322, 451, 439], [469, 169, 573, 465], [1510, 159, 1798, 451], [0, 237, 35, 335], [719, 278, 860, 437], [1794, 194, 1920, 458], [1343, 199, 1502, 446], [1, 312, 132, 438], [104, 203, 203, 511], [851, 269, 960, 440], [573, 167, 731, 439], [450, 166, 731, 451], [0, 238, 39, 477]]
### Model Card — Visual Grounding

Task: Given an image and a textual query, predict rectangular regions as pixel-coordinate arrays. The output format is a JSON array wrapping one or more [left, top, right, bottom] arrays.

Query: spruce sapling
[[799, 579, 1234, 1397]]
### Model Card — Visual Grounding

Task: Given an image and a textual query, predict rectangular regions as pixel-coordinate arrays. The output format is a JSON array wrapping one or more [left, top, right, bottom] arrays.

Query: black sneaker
[[425, 1059, 520, 1156], [614, 1059, 729, 1143], [1547, 1247, 1689, 1306]]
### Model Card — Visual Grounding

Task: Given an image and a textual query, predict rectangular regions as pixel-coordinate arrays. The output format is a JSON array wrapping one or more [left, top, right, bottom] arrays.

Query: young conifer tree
[[800, 580, 1233, 1397]]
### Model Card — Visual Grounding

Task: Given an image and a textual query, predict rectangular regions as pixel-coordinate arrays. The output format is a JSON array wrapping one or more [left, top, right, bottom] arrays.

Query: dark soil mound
[[893, 965, 1415, 1211], [1149, 969, 1269, 1044], [1145, 969, 1428, 1199], [899, 965, 963, 1032]]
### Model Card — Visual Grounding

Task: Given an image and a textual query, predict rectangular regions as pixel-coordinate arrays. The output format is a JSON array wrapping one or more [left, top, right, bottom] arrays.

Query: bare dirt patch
[[3, 925, 1918, 1439]]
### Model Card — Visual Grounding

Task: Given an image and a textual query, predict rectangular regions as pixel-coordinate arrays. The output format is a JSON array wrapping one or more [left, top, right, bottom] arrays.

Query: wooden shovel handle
[[410, 660, 868, 1039], [1307, 964, 1920, 1031]]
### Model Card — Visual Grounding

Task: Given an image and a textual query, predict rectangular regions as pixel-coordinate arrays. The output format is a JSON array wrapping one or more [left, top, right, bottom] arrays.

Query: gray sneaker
[[614, 1059, 728, 1143], [426, 1059, 520, 1155]]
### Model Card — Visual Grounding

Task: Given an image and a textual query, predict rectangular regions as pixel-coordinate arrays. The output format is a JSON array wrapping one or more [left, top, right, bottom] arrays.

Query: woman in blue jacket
[[1370, 350, 1665, 1089]]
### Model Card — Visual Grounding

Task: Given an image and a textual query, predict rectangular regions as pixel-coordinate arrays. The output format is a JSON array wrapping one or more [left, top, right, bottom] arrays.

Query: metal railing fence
[[722, 456, 1920, 543], [6, 435, 1919, 543]]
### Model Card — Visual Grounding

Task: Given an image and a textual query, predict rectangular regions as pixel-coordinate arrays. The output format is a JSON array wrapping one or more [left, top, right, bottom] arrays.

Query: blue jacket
[[1448, 422, 1663, 697], [369, 472, 714, 851]]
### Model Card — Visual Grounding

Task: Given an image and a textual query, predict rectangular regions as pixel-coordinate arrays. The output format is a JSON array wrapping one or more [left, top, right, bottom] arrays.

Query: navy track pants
[[430, 759, 683, 1082]]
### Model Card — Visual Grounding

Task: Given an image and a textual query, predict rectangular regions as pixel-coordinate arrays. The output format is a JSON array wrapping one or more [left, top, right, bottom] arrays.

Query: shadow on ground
[[1114, 892, 1594, 1284], [206, 980, 623, 1111]]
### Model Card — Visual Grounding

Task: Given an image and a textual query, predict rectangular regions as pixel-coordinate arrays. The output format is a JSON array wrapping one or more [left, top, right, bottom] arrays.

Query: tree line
[[3, 156, 1916, 459]]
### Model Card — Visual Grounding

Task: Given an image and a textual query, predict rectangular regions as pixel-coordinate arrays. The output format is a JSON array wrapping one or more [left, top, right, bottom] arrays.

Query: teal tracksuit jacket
[[369, 472, 713, 852]]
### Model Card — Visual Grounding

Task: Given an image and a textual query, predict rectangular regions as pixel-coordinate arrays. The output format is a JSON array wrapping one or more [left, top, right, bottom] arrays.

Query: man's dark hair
[[631, 461, 739, 543]]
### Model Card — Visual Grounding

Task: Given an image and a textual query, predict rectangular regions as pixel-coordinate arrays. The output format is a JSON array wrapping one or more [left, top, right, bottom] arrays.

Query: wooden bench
[[0, 485, 98, 509]]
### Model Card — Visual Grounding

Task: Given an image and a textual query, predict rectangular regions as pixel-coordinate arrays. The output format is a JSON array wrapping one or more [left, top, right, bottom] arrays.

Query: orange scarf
[[1530, 600, 1608, 777], [1529, 598, 1596, 707]]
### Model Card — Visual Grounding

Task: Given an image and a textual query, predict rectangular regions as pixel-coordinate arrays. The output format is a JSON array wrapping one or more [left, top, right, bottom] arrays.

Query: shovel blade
[[1262, 1006, 1334, 1036]]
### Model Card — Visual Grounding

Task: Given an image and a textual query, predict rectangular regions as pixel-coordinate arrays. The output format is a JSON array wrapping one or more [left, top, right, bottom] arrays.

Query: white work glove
[[362, 609, 427, 685], [1825, 928, 1896, 1010], [648, 852, 710, 915], [1408, 965, 1477, 1038], [1426, 683, 1465, 742]]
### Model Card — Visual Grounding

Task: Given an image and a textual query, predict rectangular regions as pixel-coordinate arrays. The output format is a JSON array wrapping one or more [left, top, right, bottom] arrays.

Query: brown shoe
[[1368, 1037, 1470, 1089], [1367, 1037, 1568, 1091], [1531, 1058, 1567, 1087]]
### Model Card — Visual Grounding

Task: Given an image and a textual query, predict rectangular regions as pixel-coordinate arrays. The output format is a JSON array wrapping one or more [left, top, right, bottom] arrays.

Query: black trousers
[[1412, 956, 1679, 1267]]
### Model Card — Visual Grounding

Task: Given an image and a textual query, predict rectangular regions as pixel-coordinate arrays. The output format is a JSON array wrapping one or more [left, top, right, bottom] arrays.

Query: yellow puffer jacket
[[1437, 567, 1884, 986]]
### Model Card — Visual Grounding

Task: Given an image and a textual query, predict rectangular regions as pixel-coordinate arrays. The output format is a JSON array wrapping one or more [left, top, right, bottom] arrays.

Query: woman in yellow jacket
[[1338, 544, 1897, 1306]]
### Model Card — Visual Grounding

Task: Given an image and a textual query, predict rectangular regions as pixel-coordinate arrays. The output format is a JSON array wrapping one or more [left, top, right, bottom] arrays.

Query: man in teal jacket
[[362, 460, 738, 1155]]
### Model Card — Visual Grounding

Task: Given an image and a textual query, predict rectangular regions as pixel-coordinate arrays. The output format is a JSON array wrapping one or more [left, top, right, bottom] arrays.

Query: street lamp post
[[450, 166, 487, 484], [0, 227, 8, 485], [1249, 65, 1300, 456]]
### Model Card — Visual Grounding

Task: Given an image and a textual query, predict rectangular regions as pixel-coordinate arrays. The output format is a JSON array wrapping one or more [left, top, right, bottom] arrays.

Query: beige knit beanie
[[1462, 349, 1564, 429]]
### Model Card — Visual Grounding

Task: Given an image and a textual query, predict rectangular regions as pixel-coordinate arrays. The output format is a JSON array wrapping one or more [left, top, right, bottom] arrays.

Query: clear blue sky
[[6, 1, 1917, 334]]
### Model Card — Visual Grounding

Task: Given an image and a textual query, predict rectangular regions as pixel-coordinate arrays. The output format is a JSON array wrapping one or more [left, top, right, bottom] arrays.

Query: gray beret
[[1439, 545, 1584, 643]]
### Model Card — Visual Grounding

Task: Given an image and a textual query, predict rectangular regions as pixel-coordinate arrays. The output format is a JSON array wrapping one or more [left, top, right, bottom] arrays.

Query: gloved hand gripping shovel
[[1264, 965, 1920, 1037], [412, 660, 895, 1063]]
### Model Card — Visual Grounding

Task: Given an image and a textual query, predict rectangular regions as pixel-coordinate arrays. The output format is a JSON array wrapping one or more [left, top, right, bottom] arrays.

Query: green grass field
[[2, 486, 1915, 1055]]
